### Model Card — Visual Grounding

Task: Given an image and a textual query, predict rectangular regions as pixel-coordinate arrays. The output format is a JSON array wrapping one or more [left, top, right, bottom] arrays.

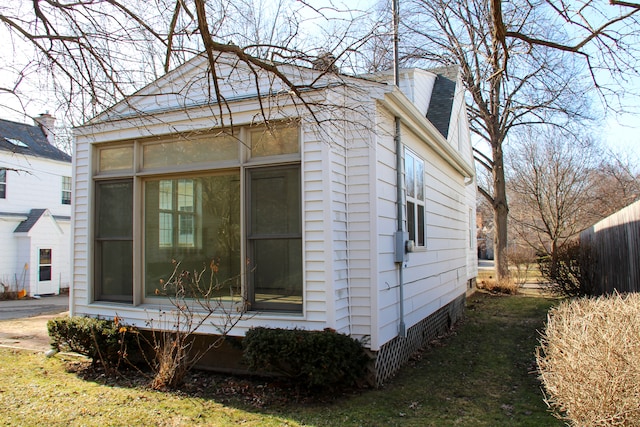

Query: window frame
[[92, 124, 303, 313], [246, 164, 303, 312], [405, 149, 427, 247], [94, 178, 134, 303], [61, 176, 72, 205]]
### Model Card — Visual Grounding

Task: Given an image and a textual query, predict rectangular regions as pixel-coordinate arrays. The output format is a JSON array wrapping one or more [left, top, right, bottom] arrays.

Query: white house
[[0, 115, 72, 296], [71, 53, 477, 384]]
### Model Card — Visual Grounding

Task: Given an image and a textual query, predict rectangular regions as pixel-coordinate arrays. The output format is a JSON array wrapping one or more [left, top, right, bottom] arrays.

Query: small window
[[39, 249, 52, 281], [250, 126, 299, 157], [0, 169, 5, 199], [62, 176, 72, 205], [143, 133, 238, 169], [98, 145, 133, 172], [405, 150, 426, 246], [6, 138, 29, 148]]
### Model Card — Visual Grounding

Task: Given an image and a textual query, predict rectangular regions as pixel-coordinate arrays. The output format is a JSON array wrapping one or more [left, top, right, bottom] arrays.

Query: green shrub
[[47, 316, 139, 368], [242, 327, 370, 390]]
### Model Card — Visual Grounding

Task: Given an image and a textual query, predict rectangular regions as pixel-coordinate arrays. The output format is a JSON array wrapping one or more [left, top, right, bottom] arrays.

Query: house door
[[36, 248, 57, 295]]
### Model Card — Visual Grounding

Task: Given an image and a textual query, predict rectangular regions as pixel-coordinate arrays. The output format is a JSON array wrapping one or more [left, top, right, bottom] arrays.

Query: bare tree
[[0, 0, 377, 127], [588, 150, 640, 217], [507, 128, 602, 260], [493, 0, 640, 105], [397, 0, 593, 279]]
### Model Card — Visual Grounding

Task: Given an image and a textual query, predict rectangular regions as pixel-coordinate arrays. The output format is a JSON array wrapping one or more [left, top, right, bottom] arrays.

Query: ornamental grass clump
[[536, 293, 640, 426]]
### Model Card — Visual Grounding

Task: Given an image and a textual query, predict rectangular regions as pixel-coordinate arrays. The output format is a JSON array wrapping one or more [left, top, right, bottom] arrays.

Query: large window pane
[[143, 134, 238, 169], [144, 173, 241, 298], [248, 166, 302, 311], [95, 180, 133, 302]]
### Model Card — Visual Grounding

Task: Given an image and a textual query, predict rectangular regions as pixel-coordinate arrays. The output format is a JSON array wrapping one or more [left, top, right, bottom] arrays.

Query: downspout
[[393, 0, 406, 338]]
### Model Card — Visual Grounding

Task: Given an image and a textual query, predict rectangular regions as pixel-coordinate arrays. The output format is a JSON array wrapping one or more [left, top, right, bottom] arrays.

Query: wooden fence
[[580, 200, 640, 294]]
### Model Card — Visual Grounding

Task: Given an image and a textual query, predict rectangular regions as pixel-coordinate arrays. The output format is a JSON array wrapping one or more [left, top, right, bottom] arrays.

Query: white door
[[35, 248, 58, 295]]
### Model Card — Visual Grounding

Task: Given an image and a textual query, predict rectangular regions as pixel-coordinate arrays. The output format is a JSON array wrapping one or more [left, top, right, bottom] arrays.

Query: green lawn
[[0, 292, 561, 426]]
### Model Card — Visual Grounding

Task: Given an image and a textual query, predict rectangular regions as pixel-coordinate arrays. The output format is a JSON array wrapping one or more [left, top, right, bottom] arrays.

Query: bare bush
[[537, 293, 640, 425], [506, 245, 537, 287], [141, 260, 248, 390], [539, 240, 598, 297]]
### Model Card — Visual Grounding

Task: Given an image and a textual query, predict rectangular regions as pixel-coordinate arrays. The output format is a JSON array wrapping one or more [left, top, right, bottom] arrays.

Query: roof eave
[[382, 88, 474, 178]]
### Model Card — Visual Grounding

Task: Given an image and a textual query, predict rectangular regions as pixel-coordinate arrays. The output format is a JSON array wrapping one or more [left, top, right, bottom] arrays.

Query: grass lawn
[[0, 292, 561, 426]]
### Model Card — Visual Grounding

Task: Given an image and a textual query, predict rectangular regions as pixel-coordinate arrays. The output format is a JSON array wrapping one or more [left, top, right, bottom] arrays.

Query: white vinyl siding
[[376, 108, 471, 350]]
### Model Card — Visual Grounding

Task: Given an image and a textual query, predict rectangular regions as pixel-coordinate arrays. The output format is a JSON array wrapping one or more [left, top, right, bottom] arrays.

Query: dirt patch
[[0, 311, 68, 351]]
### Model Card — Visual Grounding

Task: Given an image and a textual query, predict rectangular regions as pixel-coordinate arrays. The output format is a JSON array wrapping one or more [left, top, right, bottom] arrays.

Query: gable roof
[[0, 118, 71, 163], [425, 66, 459, 139]]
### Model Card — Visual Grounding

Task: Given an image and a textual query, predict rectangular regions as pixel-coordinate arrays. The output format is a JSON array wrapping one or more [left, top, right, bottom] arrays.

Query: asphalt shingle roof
[[426, 66, 459, 139], [14, 209, 47, 233], [0, 118, 71, 163]]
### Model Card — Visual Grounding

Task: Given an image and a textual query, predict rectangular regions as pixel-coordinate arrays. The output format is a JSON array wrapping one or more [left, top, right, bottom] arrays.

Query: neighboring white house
[[0, 115, 72, 296], [71, 53, 477, 384]]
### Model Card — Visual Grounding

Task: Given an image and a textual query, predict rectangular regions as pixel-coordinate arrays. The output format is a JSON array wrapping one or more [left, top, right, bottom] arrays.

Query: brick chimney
[[34, 113, 56, 145]]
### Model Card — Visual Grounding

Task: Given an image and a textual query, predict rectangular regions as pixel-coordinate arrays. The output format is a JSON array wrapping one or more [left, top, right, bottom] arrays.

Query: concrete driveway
[[0, 295, 69, 351], [0, 294, 69, 320]]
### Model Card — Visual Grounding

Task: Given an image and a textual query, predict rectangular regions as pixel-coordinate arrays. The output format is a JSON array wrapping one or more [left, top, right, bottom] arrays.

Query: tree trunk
[[492, 139, 510, 280]]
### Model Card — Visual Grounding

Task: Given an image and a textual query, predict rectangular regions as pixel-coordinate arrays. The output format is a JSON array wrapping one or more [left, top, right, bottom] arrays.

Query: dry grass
[[536, 293, 640, 426], [477, 277, 519, 294]]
